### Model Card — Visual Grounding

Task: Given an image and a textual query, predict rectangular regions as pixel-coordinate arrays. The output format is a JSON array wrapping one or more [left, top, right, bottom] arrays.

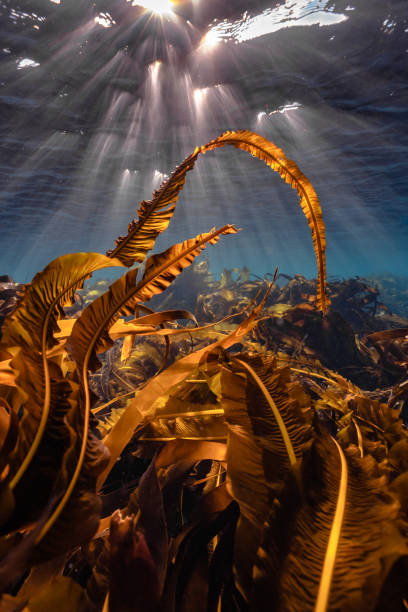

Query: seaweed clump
[[0, 131, 407, 612]]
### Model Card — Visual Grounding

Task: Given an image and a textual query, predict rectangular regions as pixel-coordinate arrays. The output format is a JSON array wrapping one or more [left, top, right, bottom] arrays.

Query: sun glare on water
[[128, 0, 174, 15]]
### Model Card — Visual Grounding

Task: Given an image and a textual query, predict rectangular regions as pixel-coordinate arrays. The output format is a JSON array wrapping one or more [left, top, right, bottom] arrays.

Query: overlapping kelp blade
[[68, 226, 238, 373], [203, 351, 314, 519], [160, 500, 240, 612], [36, 227, 237, 542], [0, 253, 123, 494], [84, 462, 168, 611], [203, 352, 314, 598], [32, 425, 110, 562], [0, 254, 123, 569], [251, 435, 408, 612], [98, 286, 271, 489], [107, 130, 329, 312], [0, 372, 108, 582], [136, 366, 227, 445], [20, 576, 88, 612], [55, 310, 197, 342], [155, 440, 227, 468], [0, 252, 124, 351], [2, 351, 77, 529], [135, 459, 168, 596]]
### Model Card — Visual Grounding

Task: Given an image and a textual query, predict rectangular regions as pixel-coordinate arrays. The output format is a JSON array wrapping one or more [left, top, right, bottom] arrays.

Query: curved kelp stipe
[[251, 435, 408, 612], [0, 253, 123, 495], [108, 130, 329, 312], [35, 227, 238, 544]]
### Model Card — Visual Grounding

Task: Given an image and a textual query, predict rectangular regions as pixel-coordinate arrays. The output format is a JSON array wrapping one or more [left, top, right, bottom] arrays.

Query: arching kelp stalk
[[108, 130, 329, 313]]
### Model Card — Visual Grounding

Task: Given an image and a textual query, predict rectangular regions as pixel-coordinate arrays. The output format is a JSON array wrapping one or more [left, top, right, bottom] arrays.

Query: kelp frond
[[107, 151, 200, 266], [252, 434, 407, 612], [68, 226, 238, 373], [108, 130, 329, 312], [200, 131, 328, 313], [34, 227, 238, 542], [0, 253, 123, 492]]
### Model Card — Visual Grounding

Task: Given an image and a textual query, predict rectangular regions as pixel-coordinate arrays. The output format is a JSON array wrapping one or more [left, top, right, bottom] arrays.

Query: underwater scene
[[0, 0, 408, 610]]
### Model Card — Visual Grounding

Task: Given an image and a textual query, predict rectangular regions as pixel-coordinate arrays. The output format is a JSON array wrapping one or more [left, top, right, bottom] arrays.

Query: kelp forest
[[0, 131, 408, 612]]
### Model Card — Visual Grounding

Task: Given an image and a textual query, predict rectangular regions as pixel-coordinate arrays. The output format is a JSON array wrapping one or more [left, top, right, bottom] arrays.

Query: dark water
[[0, 0, 407, 285]]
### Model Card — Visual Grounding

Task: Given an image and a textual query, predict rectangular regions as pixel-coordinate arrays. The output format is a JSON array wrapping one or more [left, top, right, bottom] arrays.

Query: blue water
[[0, 0, 407, 284]]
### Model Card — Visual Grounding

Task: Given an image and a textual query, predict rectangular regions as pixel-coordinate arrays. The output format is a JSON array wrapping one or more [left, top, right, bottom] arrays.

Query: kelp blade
[[108, 130, 329, 312]]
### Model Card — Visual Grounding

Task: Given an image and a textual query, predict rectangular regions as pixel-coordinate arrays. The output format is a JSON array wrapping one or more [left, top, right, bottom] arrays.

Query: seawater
[[0, 0, 407, 288]]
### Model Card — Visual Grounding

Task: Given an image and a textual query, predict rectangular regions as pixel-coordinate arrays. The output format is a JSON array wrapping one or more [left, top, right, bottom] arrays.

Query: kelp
[[251, 435, 408, 612], [98, 283, 272, 488], [0, 253, 123, 352], [0, 256, 122, 493], [202, 351, 314, 598], [68, 226, 238, 374], [35, 227, 238, 553], [3, 351, 76, 529], [203, 351, 314, 525], [108, 130, 329, 312], [1, 129, 407, 611]]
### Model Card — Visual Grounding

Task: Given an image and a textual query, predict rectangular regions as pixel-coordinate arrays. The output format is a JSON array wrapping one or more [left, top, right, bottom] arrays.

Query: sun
[[130, 0, 175, 15]]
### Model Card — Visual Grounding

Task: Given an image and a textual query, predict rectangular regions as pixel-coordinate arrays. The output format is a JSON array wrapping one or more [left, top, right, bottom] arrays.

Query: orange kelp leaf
[[68, 226, 238, 373], [109, 309, 197, 340], [156, 440, 227, 468], [107, 150, 201, 266], [23, 576, 88, 612], [0, 362, 107, 566], [46, 226, 236, 537], [3, 351, 77, 528], [199, 131, 329, 312], [252, 435, 408, 612], [203, 352, 313, 598], [204, 352, 313, 525], [0, 252, 123, 352], [0, 253, 122, 491], [107, 131, 328, 312]]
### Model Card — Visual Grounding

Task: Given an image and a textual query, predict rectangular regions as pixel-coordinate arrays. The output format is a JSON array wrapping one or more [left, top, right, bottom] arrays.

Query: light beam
[[128, 0, 174, 16]]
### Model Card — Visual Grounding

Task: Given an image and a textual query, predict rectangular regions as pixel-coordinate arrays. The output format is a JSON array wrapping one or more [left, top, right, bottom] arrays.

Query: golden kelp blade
[[314, 437, 348, 612], [0, 253, 123, 492], [39, 227, 238, 542], [203, 352, 313, 598], [232, 357, 298, 466], [107, 150, 201, 266], [69, 226, 238, 372], [107, 130, 329, 312], [252, 435, 407, 612], [200, 131, 329, 313], [0, 252, 124, 352]]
